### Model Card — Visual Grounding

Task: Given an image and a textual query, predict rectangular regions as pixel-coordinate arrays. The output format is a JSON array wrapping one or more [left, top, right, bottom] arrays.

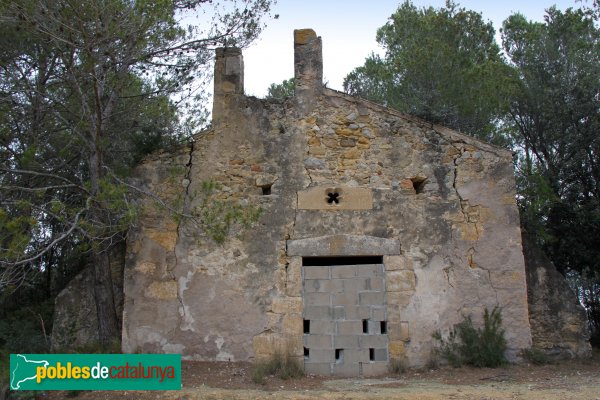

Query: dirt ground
[[43, 350, 600, 400]]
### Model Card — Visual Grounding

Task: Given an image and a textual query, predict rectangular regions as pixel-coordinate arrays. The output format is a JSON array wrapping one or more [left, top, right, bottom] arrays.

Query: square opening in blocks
[[261, 185, 272, 195], [335, 349, 343, 363], [380, 321, 387, 334], [304, 347, 309, 359], [362, 319, 368, 334], [369, 348, 375, 361], [303, 319, 310, 334]]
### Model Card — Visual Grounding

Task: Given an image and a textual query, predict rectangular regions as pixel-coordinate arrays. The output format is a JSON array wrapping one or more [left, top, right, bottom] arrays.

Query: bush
[[251, 352, 304, 384], [433, 307, 508, 368], [522, 347, 550, 365]]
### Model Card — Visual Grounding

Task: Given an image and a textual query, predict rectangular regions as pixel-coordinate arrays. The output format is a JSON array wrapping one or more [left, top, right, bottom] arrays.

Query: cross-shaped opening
[[327, 192, 340, 204]]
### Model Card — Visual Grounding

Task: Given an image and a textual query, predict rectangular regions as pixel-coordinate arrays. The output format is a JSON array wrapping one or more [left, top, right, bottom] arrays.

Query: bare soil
[[44, 350, 600, 400]]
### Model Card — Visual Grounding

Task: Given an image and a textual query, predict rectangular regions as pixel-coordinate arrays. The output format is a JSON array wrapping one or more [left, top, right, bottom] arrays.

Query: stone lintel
[[287, 235, 400, 257]]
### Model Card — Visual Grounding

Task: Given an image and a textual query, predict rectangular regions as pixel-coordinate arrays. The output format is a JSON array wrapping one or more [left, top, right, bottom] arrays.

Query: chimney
[[294, 29, 323, 112], [212, 47, 244, 126]]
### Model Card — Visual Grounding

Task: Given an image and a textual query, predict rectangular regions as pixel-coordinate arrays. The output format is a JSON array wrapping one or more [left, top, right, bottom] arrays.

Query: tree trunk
[[93, 250, 119, 346]]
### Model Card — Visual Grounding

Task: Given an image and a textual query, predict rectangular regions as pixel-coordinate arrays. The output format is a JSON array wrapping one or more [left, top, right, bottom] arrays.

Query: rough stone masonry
[[120, 28, 540, 375]]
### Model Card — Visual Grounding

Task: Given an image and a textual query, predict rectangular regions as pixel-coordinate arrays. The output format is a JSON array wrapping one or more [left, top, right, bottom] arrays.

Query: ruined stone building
[[89, 29, 588, 376]]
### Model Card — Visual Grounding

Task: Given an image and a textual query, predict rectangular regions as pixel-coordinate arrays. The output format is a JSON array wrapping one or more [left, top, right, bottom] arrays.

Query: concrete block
[[330, 279, 345, 292], [360, 335, 388, 348], [344, 306, 371, 320], [332, 362, 360, 377], [337, 320, 363, 335], [342, 277, 369, 292], [304, 305, 331, 320], [359, 291, 385, 306], [331, 265, 356, 278], [304, 347, 335, 363], [344, 348, 369, 363], [362, 362, 388, 377], [332, 292, 358, 306], [371, 307, 386, 321], [372, 348, 388, 362], [304, 279, 332, 293], [304, 292, 330, 306], [310, 320, 336, 334], [304, 265, 330, 279], [304, 334, 333, 349], [366, 277, 384, 291], [332, 306, 345, 320], [357, 264, 383, 277], [334, 335, 360, 348], [304, 362, 332, 376]]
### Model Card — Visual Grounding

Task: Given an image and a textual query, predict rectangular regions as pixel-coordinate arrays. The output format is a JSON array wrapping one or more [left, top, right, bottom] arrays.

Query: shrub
[[251, 352, 304, 384], [522, 347, 550, 365], [433, 307, 508, 368], [388, 358, 406, 374]]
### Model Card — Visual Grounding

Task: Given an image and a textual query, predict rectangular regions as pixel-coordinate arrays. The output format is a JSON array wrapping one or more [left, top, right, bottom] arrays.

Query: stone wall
[[523, 234, 592, 358], [121, 29, 533, 371]]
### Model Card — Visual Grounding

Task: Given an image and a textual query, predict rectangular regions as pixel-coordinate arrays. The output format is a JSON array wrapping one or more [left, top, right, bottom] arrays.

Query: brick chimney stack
[[212, 47, 244, 126], [294, 29, 323, 113]]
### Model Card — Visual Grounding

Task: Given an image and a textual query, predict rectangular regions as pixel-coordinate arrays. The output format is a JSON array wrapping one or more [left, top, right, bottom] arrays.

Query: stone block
[[282, 314, 303, 335], [383, 255, 412, 271], [362, 362, 388, 377], [337, 320, 362, 335], [287, 235, 400, 256], [331, 362, 360, 377], [331, 265, 356, 278], [334, 335, 360, 348], [386, 270, 416, 292], [359, 291, 385, 306], [304, 292, 330, 306], [297, 186, 373, 210], [332, 292, 358, 306], [309, 320, 336, 335], [144, 280, 177, 300], [387, 292, 413, 308], [286, 258, 302, 297], [294, 28, 317, 45], [272, 297, 303, 314], [304, 265, 330, 279], [304, 362, 332, 376], [304, 334, 333, 349], [389, 341, 406, 358], [304, 305, 331, 320]]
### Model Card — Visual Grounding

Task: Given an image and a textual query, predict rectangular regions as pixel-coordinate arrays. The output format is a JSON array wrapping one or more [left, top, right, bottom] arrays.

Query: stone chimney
[[213, 47, 244, 126], [294, 29, 323, 113]]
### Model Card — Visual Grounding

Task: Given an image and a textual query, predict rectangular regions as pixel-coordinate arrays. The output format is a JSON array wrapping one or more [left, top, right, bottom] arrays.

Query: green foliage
[[433, 307, 508, 368], [0, 299, 53, 354], [344, 0, 514, 143], [522, 348, 550, 365], [266, 78, 295, 100], [250, 352, 304, 384], [196, 181, 263, 244]]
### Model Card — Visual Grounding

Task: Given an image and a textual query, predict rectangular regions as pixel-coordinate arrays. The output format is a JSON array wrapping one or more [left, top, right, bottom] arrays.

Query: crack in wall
[[171, 138, 195, 330]]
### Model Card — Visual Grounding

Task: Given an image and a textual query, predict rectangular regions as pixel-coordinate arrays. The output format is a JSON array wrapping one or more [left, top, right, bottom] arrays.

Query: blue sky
[[242, 0, 583, 97]]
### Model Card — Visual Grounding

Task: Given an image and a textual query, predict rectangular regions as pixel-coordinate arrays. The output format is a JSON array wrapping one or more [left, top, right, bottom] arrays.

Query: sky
[[240, 0, 582, 97]]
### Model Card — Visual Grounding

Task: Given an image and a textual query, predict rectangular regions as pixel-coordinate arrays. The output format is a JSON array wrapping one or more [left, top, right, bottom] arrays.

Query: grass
[[251, 352, 304, 385]]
